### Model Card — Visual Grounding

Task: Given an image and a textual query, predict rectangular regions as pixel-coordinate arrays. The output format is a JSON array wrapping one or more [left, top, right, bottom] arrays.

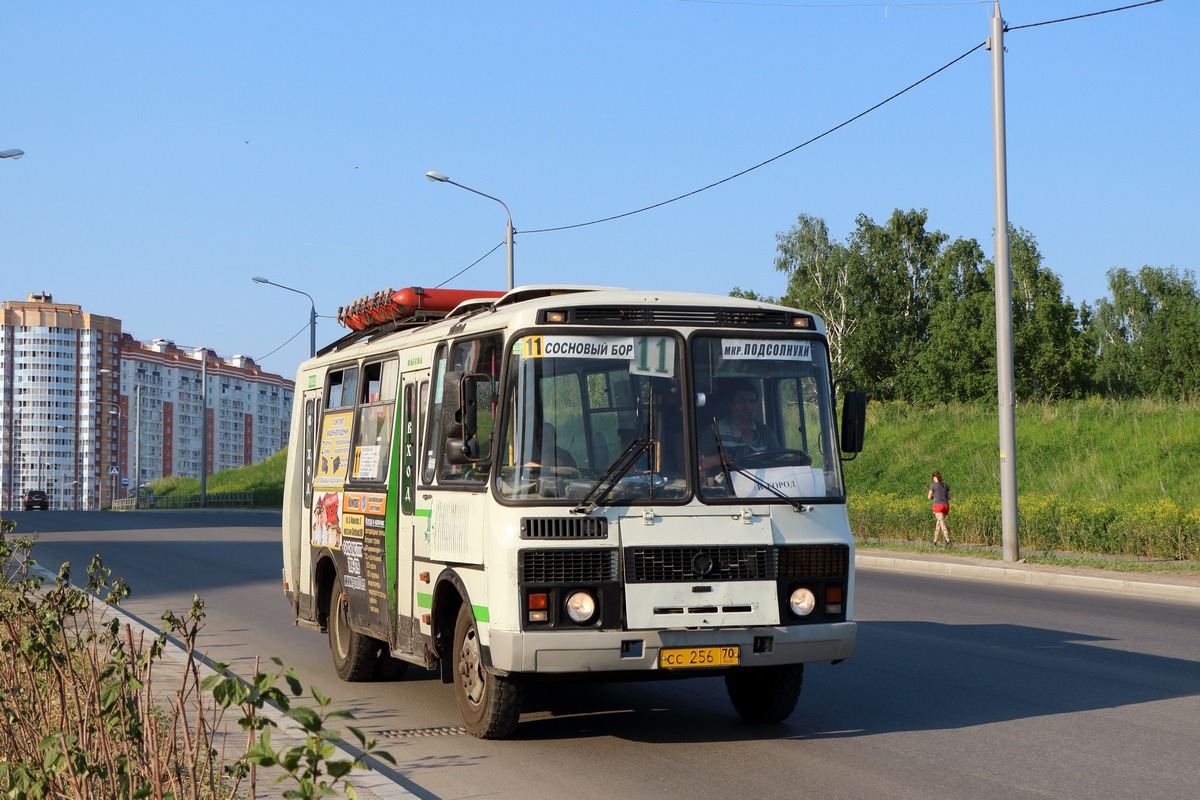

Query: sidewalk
[[856, 547, 1200, 605]]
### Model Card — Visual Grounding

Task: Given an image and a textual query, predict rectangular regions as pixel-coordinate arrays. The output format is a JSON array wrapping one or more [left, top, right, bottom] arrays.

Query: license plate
[[659, 645, 740, 669]]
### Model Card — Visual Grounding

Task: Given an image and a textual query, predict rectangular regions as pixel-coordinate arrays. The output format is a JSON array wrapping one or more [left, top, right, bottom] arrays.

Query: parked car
[[24, 490, 49, 510]]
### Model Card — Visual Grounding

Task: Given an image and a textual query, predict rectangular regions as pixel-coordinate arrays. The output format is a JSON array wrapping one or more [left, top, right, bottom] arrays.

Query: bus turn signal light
[[528, 593, 548, 623], [825, 586, 844, 614]]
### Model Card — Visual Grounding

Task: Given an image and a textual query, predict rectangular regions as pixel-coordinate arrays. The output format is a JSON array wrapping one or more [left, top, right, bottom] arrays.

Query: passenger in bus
[[526, 422, 577, 469]]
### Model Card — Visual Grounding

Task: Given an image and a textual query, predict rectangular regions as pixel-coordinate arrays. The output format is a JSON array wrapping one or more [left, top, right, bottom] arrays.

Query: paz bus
[[281, 284, 866, 738]]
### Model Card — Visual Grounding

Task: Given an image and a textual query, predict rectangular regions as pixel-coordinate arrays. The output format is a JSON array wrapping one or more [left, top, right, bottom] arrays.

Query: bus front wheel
[[725, 663, 804, 723], [328, 579, 378, 681], [453, 604, 523, 738]]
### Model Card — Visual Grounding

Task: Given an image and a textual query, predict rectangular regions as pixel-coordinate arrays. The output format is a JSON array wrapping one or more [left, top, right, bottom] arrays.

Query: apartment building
[[0, 293, 293, 510], [117, 336, 293, 497]]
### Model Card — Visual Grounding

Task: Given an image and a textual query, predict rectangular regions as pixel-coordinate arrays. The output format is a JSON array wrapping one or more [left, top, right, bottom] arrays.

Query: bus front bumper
[[485, 621, 856, 675]]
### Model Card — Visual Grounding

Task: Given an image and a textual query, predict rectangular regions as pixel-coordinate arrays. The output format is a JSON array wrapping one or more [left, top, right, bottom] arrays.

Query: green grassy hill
[[845, 399, 1200, 559], [149, 448, 287, 507], [148, 398, 1200, 558], [845, 398, 1200, 507]]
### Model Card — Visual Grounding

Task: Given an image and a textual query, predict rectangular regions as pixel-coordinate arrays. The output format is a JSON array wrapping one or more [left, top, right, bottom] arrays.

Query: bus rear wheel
[[453, 604, 523, 738], [328, 579, 378, 681], [725, 663, 804, 723]]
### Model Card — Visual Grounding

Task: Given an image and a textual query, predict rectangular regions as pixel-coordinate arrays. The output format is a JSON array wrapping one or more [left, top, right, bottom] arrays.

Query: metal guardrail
[[111, 492, 254, 511]]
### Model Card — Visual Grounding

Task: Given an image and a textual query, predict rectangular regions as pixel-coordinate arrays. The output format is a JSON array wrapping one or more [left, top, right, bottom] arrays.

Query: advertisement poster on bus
[[314, 410, 352, 490], [342, 491, 389, 618], [311, 491, 343, 548]]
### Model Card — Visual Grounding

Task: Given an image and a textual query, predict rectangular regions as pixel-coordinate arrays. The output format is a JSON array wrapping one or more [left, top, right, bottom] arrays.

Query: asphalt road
[[9, 510, 1200, 800]]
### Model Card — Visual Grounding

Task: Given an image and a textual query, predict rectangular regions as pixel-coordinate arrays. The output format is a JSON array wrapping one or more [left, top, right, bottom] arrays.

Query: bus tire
[[453, 604, 522, 738], [725, 663, 804, 723], [328, 579, 378, 681]]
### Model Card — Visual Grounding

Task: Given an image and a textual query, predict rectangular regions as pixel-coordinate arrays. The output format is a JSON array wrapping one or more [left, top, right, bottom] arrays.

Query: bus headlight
[[565, 591, 597, 624], [789, 587, 817, 617]]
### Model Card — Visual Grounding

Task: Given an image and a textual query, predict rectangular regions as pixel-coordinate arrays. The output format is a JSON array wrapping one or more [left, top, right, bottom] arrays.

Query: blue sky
[[3, 1, 1195, 379]]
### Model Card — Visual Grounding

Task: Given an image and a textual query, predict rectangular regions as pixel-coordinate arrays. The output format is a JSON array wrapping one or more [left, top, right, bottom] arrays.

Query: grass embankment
[[147, 399, 1200, 564], [150, 449, 287, 507], [845, 398, 1200, 563]]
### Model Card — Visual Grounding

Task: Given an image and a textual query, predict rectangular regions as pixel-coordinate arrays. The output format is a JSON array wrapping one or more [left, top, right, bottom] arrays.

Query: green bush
[[0, 519, 393, 799], [850, 491, 1200, 561]]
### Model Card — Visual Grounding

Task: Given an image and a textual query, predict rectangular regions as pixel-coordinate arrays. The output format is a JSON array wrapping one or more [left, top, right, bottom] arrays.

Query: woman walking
[[928, 471, 951, 546]]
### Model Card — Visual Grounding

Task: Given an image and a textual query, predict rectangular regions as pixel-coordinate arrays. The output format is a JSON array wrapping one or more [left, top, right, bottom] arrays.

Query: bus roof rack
[[337, 287, 506, 332], [320, 285, 632, 358]]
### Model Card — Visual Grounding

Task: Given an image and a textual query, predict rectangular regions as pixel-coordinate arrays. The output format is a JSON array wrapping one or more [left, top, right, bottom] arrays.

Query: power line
[[1007, 0, 1163, 32], [255, 320, 310, 363], [437, 0, 1166, 283], [522, 40, 985, 235], [434, 241, 505, 288]]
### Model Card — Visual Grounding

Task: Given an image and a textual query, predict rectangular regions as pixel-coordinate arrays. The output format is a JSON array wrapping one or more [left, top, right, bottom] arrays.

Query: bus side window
[[326, 366, 359, 409], [350, 359, 399, 483], [423, 347, 448, 485], [419, 379, 429, 468], [437, 335, 503, 483]]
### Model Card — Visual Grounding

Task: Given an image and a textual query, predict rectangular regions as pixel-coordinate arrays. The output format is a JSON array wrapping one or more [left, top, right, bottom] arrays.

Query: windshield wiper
[[571, 437, 651, 515], [712, 422, 802, 512]]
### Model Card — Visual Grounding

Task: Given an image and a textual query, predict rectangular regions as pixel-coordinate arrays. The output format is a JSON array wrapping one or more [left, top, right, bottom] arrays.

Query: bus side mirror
[[840, 391, 866, 454], [442, 372, 489, 465], [440, 372, 474, 439], [445, 434, 480, 464]]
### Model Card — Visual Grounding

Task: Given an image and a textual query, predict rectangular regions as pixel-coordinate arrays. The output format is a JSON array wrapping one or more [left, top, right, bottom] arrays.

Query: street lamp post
[[194, 351, 209, 509], [0, 148, 23, 160], [252, 277, 317, 358], [425, 171, 515, 291], [98, 403, 123, 508], [133, 383, 143, 509]]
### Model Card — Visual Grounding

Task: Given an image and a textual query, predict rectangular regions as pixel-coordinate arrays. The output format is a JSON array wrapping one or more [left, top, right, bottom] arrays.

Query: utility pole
[[989, 1, 1020, 562]]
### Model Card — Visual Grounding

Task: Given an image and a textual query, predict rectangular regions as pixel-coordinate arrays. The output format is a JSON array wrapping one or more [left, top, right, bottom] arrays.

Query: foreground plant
[[0, 520, 393, 799]]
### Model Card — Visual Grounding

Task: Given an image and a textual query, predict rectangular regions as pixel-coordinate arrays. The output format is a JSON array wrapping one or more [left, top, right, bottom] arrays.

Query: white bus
[[281, 284, 865, 738]]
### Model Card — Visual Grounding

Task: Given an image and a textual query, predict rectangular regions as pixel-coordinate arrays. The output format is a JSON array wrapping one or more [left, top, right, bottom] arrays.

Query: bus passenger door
[[290, 388, 322, 620], [394, 371, 428, 654]]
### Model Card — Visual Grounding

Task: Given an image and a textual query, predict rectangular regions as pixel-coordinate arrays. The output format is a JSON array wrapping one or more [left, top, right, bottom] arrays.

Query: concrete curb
[[856, 553, 1200, 605]]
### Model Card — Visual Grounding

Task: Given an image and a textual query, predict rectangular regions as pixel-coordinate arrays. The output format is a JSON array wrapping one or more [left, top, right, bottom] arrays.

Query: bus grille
[[625, 546, 772, 583], [776, 544, 850, 578], [520, 549, 619, 584], [567, 306, 796, 328], [521, 517, 609, 540]]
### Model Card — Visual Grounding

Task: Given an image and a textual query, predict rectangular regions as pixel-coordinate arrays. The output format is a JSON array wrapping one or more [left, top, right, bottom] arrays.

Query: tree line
[[734, 209, 1200, 402]]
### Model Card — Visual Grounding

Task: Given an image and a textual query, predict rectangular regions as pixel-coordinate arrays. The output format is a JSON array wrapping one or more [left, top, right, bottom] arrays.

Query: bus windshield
[[692, 335, 844, 502], [495, 333, 688, 503]]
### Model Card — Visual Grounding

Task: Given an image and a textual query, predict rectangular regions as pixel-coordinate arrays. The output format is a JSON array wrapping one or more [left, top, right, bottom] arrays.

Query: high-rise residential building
[[117, 336, 293, 498], [0, 293, 293, 510]]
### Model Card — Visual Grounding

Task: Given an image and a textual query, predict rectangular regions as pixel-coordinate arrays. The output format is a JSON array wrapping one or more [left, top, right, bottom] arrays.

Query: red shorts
[[932, 504, 950, 515]]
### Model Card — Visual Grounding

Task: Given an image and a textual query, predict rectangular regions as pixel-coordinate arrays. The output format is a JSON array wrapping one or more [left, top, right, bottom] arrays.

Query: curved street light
[[425, 171, 515, 291], [253, 276, 317, 358], [0, 148, 23, 160]]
